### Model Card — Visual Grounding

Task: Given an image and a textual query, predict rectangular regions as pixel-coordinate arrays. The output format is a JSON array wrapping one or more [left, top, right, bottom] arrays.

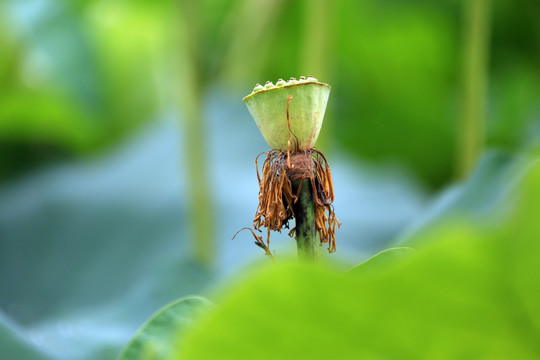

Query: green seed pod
[[264, 81, 275, 89], [243, 77, 331, 151]]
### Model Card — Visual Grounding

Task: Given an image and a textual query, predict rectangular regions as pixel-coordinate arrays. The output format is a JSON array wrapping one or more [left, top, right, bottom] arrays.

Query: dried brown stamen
[[249, 148, 341, 255], [232, 227, 275, 262]]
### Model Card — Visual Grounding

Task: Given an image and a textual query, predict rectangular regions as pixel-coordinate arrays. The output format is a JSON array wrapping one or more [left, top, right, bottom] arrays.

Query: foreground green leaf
[[116, 296, 211, 360], [346, 246, 416, 276], [174, 162, 540, 359]]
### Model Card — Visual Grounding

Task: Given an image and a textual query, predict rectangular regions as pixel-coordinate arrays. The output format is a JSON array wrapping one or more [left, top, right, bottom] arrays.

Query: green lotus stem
[[177, 0, 214, 268], [457, 0, 490, 178], [300, 0, 332, 150], [292, 179, 317, 262]]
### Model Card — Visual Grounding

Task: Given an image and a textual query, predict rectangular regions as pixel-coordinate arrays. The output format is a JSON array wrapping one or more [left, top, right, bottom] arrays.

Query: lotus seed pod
[[243, 77, 330, 151], [265, 81, 275, 89], [276, 78, 286, 87], [253, 83, 264, 92]]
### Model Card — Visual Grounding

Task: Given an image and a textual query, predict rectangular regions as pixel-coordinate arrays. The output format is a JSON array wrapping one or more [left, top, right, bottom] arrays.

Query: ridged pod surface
[[243, 78, 331, 151]]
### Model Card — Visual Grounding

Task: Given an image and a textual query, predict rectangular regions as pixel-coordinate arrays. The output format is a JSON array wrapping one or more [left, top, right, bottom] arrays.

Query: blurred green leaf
[[332, 0, 457, 188], [346, 246, 416, 276], [395, 150, 533, 246], [0, 312, 52, 360], [116, 297, 211, 360], [174, 161, 540, 359], [0, 122, 215, 360], [0, 0, 168, 180]]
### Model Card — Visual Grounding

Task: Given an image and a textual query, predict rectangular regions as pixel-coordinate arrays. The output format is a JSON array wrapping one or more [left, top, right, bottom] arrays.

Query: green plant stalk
[[300, 0, 332, 151], [182, 85, 214, 268], [292, 179, 317, 262], [458, 0, 490, 178], [177, 0, 214, 268]]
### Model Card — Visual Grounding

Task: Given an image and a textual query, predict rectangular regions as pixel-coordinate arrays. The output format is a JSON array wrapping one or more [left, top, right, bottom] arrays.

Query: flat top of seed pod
[[243, 76, 330, 101]]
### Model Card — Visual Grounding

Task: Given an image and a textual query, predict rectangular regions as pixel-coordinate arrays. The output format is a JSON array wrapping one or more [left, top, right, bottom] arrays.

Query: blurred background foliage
[[1, 0, 538, 187], [1, 0, 539, 359]]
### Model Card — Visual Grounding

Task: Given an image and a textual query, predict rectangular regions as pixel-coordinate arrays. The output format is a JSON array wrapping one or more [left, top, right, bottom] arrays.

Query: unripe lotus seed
[[276, 78, 286, 87], [307, 75, 318, 82], [299, 76, 307, 83], [265, 81, 275, 89], [253, 83, 264, 92]]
